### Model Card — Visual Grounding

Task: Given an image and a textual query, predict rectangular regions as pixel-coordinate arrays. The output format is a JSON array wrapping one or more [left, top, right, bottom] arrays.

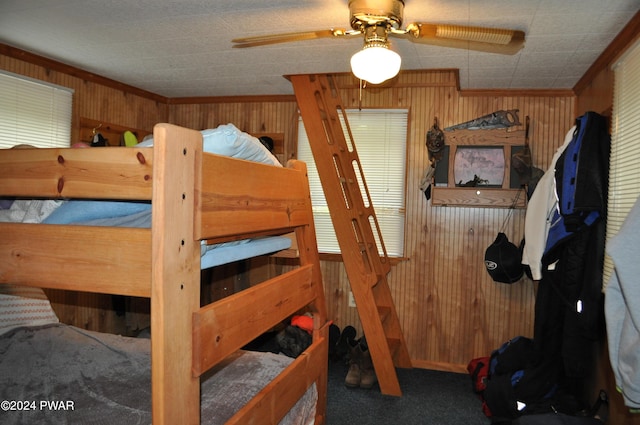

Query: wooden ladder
[[290, 74, 412, 396]]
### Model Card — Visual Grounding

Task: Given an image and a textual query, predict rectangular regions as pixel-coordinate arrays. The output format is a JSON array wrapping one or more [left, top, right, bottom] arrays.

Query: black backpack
[[482, 337, 560, 422]]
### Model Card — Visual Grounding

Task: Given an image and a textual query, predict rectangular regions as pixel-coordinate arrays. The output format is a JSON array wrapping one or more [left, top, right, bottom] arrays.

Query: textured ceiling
[[1, 0, 639, 98]]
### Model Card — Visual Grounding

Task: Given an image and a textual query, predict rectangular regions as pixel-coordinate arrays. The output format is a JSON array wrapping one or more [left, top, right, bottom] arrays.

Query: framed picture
[[453, 146, 505, 187], [429, 126, 528, 208]]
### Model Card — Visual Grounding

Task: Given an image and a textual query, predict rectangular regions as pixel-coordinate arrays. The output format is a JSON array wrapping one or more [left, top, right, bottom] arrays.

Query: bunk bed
[[0, 123, 329, 424]]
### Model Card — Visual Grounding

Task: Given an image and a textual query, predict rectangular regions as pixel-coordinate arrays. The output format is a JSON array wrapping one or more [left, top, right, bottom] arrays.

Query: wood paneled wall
[[0, 47, 579, 369], [0, 47, 168, 145], [168, 70, 580, 371], [0, 50, 168, 334], [311, 71, 576, 371], [169, 100, 298, 166]]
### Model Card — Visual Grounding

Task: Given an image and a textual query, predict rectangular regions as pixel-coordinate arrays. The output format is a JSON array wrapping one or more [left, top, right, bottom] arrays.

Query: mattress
[[0, 324, 316, 425]]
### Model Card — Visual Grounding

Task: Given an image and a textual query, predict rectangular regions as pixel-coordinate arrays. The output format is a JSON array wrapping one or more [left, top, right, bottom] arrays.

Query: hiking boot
[[345, 340, 362, 388], [359, 344, 377, 389], [345, 361, 361, 388]]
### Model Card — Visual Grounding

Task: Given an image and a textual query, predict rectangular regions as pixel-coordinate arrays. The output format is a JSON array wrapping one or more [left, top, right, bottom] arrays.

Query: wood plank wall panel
[[168, 102, 298, 139], [188, 71, 575, 370], [0, 53, 168, 145], [326, 71, 576, 370], [0, 53, 168, 334], [576, 65, 614, 117], [169, 101, 299, 165], [1, 53, 579, 369]]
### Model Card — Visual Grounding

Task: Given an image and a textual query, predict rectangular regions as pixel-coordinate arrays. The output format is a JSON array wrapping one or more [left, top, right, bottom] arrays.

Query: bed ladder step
[[290, 74, 412, 397]]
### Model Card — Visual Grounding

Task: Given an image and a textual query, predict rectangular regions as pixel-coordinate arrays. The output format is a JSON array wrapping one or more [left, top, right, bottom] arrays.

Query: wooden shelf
[[430, 127, 528, 208], [79, 117, 151, 146], [444, 129, 526, 147], [431, 187, 526, 208]]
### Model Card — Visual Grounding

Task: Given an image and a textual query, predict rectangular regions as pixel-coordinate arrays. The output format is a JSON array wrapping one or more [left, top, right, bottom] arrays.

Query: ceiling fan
[[232, 0, 525, 84]]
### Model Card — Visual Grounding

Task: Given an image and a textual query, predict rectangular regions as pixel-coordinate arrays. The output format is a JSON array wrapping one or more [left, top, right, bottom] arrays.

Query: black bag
[[489, 336, 534, 376], [483, 337, 559, 422]]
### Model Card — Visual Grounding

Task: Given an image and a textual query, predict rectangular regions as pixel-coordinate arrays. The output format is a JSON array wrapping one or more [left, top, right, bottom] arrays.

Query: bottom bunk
[[0, 321, 319, 425]]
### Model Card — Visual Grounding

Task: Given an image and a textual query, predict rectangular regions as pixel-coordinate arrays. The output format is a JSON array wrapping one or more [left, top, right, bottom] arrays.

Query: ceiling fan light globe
[[350, 46, 401, 84]]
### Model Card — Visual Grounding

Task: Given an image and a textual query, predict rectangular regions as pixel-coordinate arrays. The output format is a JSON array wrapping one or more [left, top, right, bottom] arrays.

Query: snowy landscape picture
[[453, 146, 505, 187]]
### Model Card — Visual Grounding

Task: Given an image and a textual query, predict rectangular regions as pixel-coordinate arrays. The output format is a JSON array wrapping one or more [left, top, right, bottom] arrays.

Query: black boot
[[335, 325, 356, 362]]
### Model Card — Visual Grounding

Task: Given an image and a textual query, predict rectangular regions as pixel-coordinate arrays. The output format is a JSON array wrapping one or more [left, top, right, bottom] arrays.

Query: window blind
[[0, 71, 73, 149], [298, 109, 408, 257], [603, 38, 640, 287]]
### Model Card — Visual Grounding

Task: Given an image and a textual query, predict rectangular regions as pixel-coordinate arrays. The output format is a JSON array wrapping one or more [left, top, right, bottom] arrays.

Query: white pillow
[[138, 123, 282, 167], [0, 285, 59, 336]]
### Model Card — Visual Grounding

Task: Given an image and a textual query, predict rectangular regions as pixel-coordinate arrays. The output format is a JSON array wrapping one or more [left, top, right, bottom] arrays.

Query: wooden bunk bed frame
[[0, 123, 329, 424]]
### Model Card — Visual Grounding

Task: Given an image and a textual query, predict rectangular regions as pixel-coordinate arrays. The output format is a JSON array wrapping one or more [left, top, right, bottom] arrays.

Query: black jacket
[[534, 112, 610, 394]]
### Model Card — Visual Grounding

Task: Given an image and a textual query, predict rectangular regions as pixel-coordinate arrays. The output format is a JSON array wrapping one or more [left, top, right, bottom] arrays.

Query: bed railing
[[0, 123, 328, 424]]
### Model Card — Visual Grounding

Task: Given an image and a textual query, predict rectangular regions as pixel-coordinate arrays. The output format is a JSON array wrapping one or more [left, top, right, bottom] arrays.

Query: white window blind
[[0, 71, 73, 149], [604, 38, 640, 286], [298, 109, 408, 257]]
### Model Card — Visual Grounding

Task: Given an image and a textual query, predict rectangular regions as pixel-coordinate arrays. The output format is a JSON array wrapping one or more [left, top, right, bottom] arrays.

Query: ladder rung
[[370, 273, 385, 288], [387, 337, 401, 358], [377, 305, 391, 324]]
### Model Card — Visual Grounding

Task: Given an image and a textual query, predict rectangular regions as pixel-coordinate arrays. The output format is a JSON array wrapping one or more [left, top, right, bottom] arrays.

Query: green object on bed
[[123, 130, 138, 147]]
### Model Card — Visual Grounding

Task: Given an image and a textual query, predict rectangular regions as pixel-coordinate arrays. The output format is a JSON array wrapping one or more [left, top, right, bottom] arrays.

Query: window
[[604, 38, 640, 286], [0, 71, 73, 149], [297, 109, 408, 257]]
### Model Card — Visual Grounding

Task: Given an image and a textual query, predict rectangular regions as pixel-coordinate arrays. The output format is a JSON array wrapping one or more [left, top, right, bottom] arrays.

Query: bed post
[[150, 124, 202, 424], [288, 159, 329, 424]]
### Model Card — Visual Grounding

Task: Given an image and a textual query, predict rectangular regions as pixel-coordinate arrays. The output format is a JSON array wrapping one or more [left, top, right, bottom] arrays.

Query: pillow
[[200, 124, 281, 167], [138, 123, 281, 167], [0, 285, 59, 336], [42, 124, 278, 225]]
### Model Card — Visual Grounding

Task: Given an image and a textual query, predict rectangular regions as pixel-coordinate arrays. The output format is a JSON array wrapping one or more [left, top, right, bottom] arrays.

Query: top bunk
[[0, 123, 314, 297], [0, 123, 329, 424]]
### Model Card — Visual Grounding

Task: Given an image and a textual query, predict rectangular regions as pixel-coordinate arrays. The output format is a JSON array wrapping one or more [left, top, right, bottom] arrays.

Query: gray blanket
[[0, 324, 316, 424]]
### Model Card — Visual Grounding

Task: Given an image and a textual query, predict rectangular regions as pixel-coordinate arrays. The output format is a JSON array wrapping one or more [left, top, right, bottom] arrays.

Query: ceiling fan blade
[[396, 23, 525, 55], [232, 29, 353, 48]]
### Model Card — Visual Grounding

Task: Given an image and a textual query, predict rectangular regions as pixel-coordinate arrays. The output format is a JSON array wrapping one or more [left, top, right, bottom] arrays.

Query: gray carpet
[[326, 361, 491, 425]]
